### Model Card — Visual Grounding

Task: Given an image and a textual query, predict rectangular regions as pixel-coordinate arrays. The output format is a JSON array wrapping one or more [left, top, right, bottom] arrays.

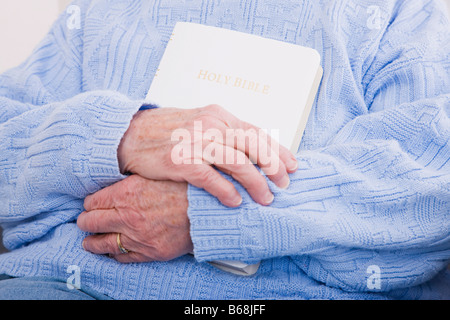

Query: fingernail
[[280, 175, 290, 189], [288, 158, 298, 171], [264, 192, 274, 205], [225, 195, 243, 207], [82, 239, 87, 251], [232, 196, 243, 207]]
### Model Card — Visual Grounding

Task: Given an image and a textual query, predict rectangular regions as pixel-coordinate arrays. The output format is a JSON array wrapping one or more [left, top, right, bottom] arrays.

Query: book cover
[[146, 22, 323, 275]]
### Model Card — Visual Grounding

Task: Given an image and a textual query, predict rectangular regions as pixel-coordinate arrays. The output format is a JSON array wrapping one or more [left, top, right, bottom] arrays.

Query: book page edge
[[289, 66, 324, 153]]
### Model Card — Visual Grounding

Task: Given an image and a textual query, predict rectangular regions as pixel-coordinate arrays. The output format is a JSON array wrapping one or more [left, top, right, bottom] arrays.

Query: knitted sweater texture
[[0, 0, 449, 299]]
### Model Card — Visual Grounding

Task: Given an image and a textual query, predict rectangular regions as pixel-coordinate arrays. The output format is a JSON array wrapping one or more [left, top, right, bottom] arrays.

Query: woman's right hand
[[117, 104, 298, 207]]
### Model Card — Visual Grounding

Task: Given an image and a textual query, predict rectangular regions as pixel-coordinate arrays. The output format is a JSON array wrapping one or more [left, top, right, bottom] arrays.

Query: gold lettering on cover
[[197, 70, 270, 95], [198, 69, 208, 80], [234, 77, 242, 88], [207, 72, 217, 82]]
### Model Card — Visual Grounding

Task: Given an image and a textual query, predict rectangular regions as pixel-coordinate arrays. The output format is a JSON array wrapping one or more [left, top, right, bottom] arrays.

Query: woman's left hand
[[77, 175, 193, 263]]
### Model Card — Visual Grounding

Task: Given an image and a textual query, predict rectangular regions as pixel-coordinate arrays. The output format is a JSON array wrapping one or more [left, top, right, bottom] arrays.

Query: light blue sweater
[[0, 0, 449, 300]]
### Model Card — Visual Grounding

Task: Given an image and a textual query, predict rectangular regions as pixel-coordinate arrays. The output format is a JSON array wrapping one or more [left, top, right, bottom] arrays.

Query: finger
[[245, 131, 290, 188], [185, 165, 243, 207], [249, 125, 298, 175], [200, 105, 297, 174], [111, 252, 151, 264], [82, 233, 135, 256], [205, 142, 274, 206], [84, 185, 116, 211], [77, 209, 122, 234], [222, 118, 297, 187], [250, 124, 299, 173]]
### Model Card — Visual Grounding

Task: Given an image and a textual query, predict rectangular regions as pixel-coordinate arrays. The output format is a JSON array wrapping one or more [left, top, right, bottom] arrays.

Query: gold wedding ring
[[116, 233, 130, 254]]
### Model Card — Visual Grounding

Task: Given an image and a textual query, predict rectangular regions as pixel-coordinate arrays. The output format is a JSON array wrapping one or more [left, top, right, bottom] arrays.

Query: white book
[[146, 22, 323, 275]]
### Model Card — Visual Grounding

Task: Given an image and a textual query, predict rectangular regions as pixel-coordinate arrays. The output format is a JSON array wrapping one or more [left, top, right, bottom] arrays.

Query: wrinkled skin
[[118, 105, 297, 207], [78, 104, 299, 263], [78, 175, 192, 263]]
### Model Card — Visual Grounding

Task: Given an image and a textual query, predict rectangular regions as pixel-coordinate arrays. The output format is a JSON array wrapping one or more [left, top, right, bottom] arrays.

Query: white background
[[0, 0, 450, 73], [0, 0, 71, 73]]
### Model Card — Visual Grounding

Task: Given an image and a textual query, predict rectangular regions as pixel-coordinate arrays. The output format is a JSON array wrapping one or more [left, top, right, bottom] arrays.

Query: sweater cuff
[[72, 91, 145, 193], [187, 181, 264, 264]]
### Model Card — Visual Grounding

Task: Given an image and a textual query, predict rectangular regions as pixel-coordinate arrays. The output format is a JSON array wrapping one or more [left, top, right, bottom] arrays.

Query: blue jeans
[[0, 275, 111, 300]]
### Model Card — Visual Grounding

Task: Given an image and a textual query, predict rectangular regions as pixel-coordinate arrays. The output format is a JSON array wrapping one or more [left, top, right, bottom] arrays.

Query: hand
[[118, 105, 298, 207], [77, 175, 192, 263]]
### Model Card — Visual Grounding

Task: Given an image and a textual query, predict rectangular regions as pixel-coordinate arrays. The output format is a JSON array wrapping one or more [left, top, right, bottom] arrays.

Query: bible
[[146, 22, 323, 275]]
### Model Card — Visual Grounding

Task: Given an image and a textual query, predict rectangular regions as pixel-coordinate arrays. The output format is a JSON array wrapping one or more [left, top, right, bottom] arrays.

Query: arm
[[0, 0, 145, 250], [187, 0, 450, 292], [0, 0, 296, 251], [189, 96, 449, 290]]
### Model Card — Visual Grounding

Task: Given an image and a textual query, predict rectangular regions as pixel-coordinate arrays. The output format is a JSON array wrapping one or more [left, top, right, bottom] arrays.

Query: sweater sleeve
[[0, 0, 144, 250], [187, 0, 450, 292]]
